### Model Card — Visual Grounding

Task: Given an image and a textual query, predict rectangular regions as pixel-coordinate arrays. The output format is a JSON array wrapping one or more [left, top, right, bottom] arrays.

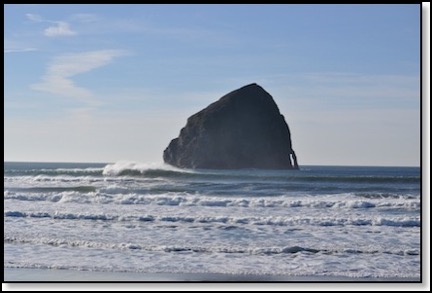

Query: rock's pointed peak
[[231, 83, 264, 93], [242, 82, 259, 88], [220, 83, 272, 104]]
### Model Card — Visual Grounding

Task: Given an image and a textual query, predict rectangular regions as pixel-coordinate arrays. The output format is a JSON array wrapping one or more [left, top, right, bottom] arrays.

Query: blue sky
[[4, 4, 421, 166]]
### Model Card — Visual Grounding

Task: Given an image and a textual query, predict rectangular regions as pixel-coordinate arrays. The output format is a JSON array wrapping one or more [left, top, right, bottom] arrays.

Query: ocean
[[3, 161, 421, 280]]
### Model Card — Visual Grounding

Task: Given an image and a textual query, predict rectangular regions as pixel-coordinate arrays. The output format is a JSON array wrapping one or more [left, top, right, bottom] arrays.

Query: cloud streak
[[26, 13, 77, 37], [70, 13, 99, 23], [31, 50, 128, 105], [25, 13, 44, 22], [255, 72, 419, 110], [4, 47, 37, 53], [4, 39, 37, 54]]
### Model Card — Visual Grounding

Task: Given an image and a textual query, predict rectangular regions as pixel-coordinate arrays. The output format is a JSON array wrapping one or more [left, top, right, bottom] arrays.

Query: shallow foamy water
[[4, 162, 421, 279]]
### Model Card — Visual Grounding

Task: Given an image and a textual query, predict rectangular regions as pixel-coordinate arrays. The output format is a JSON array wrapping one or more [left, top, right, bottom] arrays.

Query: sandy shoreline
[[3, 268, 420, 282]]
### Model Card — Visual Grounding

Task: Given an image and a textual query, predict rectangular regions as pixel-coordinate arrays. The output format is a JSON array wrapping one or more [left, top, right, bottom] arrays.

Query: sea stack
[[163, 83, 299, 169]]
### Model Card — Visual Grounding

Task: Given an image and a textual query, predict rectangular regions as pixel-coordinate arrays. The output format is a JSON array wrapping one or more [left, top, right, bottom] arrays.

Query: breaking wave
[[4, 210, 420, 228], [3, 190, 420, 210], [5, 161, 420, 188], [4, 236, 419, 257], [102, 161, 195, 177]]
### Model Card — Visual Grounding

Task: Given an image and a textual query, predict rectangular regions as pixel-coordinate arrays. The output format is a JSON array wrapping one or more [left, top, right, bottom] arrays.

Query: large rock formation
[[163, 83, 299, 169]]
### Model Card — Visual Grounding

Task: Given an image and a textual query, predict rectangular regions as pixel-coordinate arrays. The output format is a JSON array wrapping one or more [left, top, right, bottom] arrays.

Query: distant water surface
[[4, 162, 421, 280]]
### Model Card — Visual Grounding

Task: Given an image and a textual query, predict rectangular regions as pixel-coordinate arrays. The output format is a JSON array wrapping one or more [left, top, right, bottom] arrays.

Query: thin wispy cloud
[[31, 50, 128, 105], [255, 72, 419, 108], [299, 72, 419, 103], [26, 13, 44, 22], [70, 13, 99, 23], [4, 39, 37, 54], [4, 47, 37, 53], [26, 13, 77, 37]]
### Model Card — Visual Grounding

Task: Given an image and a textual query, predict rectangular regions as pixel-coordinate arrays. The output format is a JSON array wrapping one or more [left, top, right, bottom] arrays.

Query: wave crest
[[4, 210, 420, 228], [102, 161, 193, 177]]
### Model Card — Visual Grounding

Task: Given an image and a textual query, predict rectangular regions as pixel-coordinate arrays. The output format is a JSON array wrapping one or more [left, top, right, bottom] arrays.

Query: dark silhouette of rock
[[163, 83, 299, 169]]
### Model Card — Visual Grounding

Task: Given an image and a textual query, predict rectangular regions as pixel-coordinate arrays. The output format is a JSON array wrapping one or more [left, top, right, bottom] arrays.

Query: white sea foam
[[4, 163, 420, 279], [45, 167, 103, 173], [4, 191, 420, 211], [4, 238, 420, 278], [4, 235, 419, 256], [4, 209, 420, 228], [102, 161, 192, 176]]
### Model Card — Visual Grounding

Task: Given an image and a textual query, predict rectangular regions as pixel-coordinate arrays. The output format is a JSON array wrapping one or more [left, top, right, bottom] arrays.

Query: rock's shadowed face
[[163, 83, 298, 170]]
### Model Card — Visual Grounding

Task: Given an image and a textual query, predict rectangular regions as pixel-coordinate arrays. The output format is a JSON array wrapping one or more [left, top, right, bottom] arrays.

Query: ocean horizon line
[[3, 160, 421, 169]]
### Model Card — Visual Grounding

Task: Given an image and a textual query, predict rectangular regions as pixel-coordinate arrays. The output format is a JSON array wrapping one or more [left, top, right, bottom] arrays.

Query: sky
[[4, 4, 422, 166]]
